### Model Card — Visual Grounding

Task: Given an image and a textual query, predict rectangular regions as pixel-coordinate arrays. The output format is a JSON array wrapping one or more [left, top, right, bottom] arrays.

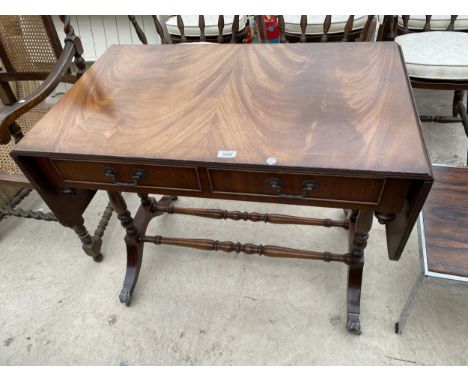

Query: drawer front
[[51, 159, 201, 191], [208, 169, 385, 204]]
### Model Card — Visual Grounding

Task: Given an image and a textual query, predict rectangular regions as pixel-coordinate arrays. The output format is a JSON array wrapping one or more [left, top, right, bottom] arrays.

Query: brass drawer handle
[[104, 167, 146, 187], [266, 178, 319, 199]]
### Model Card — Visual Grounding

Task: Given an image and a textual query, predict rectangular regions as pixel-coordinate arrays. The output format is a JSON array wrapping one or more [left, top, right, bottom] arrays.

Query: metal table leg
[[395, 271, 426, 334]]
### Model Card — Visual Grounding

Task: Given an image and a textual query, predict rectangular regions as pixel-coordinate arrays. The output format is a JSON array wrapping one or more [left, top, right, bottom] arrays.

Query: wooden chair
[[378, 15, 468, 165], [255, 15, 376, 43], [378, 15, 468, 37], [128, 15, 249, 44], [0, 15, 112, 261], [395, 165, 468, 334]]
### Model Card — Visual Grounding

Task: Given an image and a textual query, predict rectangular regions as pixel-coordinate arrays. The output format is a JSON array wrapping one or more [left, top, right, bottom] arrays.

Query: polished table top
[[14, 42, 431, 177]]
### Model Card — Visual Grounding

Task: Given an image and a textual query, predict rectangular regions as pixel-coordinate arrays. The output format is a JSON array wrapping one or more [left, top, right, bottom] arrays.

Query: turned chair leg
[[1, 189, 111, 261], [88, 201, 113, 260], [72, 223, 104, 262], [346, 209, 373, 335], [71, 198, 114, 262], [0, 188, 32, 221], [0, 188, 56, 222]]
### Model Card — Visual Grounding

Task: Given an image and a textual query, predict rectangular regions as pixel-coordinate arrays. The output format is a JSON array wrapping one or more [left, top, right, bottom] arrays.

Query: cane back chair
[[129, 15, 249, 44], [378, 15, 468, 165], [0, 15, 112, 261]]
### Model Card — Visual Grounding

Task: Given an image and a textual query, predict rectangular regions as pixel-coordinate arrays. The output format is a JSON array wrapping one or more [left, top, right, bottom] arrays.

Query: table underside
[[106, 190, 374, 335]]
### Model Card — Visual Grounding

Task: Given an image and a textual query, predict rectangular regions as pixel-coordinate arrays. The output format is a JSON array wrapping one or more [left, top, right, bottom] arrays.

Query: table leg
[[346, 209, 373, 334], [107, 191, 176, 306], [395, 271, 426, 334], [72, 222, 103, 262]]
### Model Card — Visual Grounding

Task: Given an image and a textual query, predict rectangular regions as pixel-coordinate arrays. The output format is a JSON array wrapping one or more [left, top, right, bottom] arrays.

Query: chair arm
[[0, 41, 76, 144]]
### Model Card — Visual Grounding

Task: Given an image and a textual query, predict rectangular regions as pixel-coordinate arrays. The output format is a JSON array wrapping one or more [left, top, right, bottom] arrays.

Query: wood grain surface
[[13, 42, 430, 176], [423, 165, 468, 278]]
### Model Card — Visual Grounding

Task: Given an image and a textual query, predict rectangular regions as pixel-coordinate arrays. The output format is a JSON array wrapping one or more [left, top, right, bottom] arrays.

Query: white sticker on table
[[217, 150, 237, 158]]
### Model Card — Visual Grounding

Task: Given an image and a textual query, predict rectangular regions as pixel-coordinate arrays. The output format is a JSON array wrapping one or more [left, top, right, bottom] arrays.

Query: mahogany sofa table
[[11, 43, 433, 334]]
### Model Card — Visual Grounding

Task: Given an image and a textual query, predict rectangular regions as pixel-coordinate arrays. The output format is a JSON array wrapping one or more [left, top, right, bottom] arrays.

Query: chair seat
[[283, 15, 368, 35], [421, 165, 468, 280], [0, 102, 51, 179], [398, 15, 468, 31], [166, 15, 248, 37], [396, 31, 468, 80]]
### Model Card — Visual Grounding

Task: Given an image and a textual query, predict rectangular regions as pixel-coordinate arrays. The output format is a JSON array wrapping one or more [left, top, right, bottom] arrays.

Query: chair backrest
[[261, 15, 375, 43], [378, 15, 464, 41], [129, 15, 250, 44], [0, 15, 84, 147], [129, 15, 376, 45], [0, 16, 62, 76]]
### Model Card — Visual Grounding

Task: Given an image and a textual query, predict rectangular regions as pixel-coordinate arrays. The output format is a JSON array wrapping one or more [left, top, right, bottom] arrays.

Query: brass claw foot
[[346, 313, 361, 335], [119, 286, 133, 306]]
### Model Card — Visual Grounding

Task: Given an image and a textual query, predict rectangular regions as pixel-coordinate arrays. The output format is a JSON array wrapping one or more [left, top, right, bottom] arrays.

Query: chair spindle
[[128, 16, 148, 45], [343, 15, 355, 41], [231, 15, 239, 43], [177, 16, 187, 43], [60, 15, 74, 37], [152, 16, 168, 44], [402, 15, 410, 34], [278, 15, 286, 43], [321, 15, 332, 42], [59, 15, 85, 77], [423, 15, 432, 32], [299, 15, 307, 42], [447, 15, 458, 31], [385, 15, 396, 40], [199, 15, 206, 41], [217, 15, 225, 43], [359, 15, 374, 41], [255, 16, 267, 43]]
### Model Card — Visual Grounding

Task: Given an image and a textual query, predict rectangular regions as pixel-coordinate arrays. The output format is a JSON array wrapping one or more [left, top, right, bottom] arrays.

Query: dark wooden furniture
[[255, 15, 376, 43], [129, 15, 249, 44], [0, 15, 112, 260], [12, 43, 433, 334], [395, 165, 468, 334], [378, 15, 468, 165]]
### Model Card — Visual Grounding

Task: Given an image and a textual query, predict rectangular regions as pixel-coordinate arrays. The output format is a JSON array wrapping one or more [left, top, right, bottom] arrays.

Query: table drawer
[[208, 169, 384, 204], [50, 159, 201, 191]]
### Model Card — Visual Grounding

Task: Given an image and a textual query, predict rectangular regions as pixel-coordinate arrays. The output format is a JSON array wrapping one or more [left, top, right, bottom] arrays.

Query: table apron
[[31, 157, 411, 213]]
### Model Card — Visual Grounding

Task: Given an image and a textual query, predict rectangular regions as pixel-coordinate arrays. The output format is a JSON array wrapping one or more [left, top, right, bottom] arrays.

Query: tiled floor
[[0, 89, 467, 365]]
